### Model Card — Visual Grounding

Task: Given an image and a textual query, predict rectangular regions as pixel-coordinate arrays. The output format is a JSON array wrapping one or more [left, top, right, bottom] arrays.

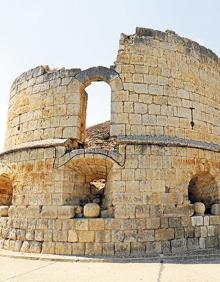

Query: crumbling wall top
[[120, 27, 219, 64], [11, 65, 81, 92]]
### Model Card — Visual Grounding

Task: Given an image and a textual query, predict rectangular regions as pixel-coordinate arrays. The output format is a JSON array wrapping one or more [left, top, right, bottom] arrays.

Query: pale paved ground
[[1, 256, 220, 282]]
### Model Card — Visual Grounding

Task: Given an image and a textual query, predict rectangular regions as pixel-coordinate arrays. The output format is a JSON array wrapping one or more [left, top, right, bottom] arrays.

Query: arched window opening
[[188, 172, 219, 211], [80, 82, 116, 150], [0, 173, 13, 206], [85, 82, 111, 127]]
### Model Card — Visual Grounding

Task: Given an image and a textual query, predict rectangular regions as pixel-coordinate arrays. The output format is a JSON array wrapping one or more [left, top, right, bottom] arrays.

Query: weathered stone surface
[[103, 243, 114, 256], [0, 206, 9, 217], [206, 236, 219, 248], [71, 243, 85, 255], [130, 242, 146, 256], [115, 242, 130, 257], [155, 229, 174, 241], [191, 216, 203, 226], [75, 219, 89, 230], [42, 242, 55, 254], [29, 241, 42, 253], [53, 230, 67, 242], [95, 231, 111, 243], [85, 243, 102, 256], [0, 27, 220, 259], [146, 241, 161, 256], [164, 205, 194, 217], [209, 216, 220, 225], [175, 228, 185, 239], [78, 231, 95, 243], [41, 206, 57, 219], [83, 203, 100, 218], [67, 230, 78, 242], [194, 202, 206, 216], [100, 210, 110, 218], [58, 206, 75, 219], [211, 204, 220, 215], [55, 242, 72, 255], [88, 219, 104, 230], [146, 217, 160, 229], [187, 238, 199, 250], [171, 239, 187, 254], [161, 241, 171, 255], [112, 230, 125, 242], [20, 241, 30, 252], [168, 217, 181, 228]]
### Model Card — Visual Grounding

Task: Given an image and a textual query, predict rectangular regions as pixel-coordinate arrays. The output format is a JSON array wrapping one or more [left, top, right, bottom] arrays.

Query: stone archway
[[75, 66, 119, 86], [59, 148, 122, 216], [188, 172, 219, 208], [75, 66, 122, 142]]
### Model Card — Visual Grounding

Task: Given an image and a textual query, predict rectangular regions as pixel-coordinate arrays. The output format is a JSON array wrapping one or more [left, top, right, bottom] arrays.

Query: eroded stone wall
[[106, 145, 220, 218], [1, 214, 220, 256], [5, 66, 83, 151], [0, 27, 220, 257], [111, 28, 220, 146]]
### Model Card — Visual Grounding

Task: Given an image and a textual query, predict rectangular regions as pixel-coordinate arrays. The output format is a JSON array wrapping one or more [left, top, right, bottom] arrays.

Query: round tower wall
[[112, 28, 220, 146], [4, 66, 83, 151]]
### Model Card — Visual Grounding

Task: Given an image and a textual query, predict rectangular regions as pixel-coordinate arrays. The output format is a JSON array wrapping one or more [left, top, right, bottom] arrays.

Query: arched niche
[[60, 148, 122, 216], [188, 172, 219, 209]]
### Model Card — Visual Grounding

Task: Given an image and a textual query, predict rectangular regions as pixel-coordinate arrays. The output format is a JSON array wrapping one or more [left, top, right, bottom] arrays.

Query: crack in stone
[[0, 261, 56, 282], [157, 261, 164, 282]]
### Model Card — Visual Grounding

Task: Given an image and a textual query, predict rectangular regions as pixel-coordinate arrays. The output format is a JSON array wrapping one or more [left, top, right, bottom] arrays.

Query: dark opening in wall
[[188, 172, 219, 209]]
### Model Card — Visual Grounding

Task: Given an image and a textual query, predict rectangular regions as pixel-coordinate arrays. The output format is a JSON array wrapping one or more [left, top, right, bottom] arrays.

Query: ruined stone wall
[[106, 145, 220, 218], [4, 65, 121, 152], [1, 210, 220, 256], [0, 27, 220, 257], [0, 147, 91, 210], [111, 28, 220, 146]]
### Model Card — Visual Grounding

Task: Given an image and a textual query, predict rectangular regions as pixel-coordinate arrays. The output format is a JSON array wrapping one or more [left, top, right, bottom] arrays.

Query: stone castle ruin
[[0, 27, 220, 257]]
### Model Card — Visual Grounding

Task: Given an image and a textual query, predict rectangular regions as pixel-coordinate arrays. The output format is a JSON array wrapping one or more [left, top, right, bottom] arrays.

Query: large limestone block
[[211, 204, 220, 215], [58, 206, 75, 219], [41, 206, 57, 219], [83, 203, 100, 218], [191, 216, 203, 226], [194, 202, 206, 216], [0, 206, 9, 217], [68, 230, 78, 243]]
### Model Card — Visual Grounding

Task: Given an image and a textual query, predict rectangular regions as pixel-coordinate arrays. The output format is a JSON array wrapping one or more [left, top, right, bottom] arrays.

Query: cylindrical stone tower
[[4, 66, 83, 151], [0, 28, 219, 258]]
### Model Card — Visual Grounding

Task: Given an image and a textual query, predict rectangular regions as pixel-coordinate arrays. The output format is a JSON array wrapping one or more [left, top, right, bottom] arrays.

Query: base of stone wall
[[1, 238, 220, 258], [1, 215, 220, 257]]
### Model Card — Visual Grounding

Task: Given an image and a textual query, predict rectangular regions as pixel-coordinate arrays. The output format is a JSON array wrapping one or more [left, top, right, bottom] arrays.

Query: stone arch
[[75, 66, 119, 87], [59, 148, 122, 212], [0, 163, 14, 206], [64, 148, 122, 180], [75, 66, 122, 142], [188, 172, 219, 209]]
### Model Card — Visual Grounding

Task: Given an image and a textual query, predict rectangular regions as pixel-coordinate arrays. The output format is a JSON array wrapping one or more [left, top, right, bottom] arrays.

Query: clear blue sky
[[0, 0, 220, 151]]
